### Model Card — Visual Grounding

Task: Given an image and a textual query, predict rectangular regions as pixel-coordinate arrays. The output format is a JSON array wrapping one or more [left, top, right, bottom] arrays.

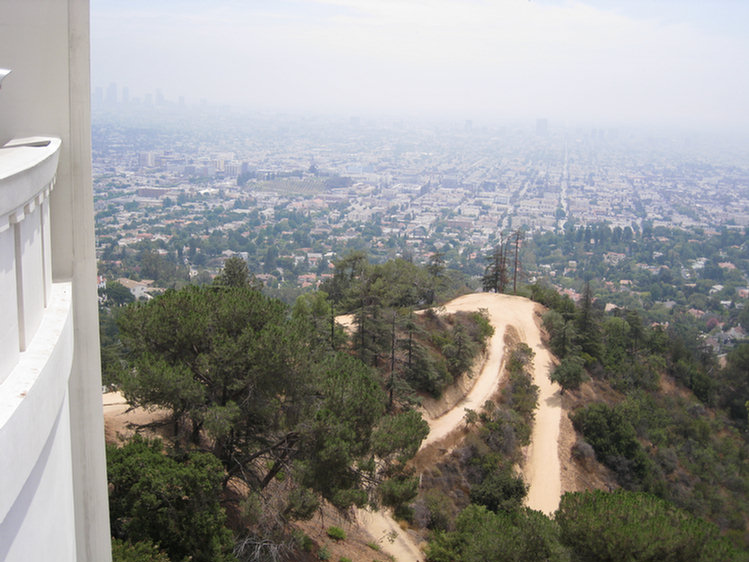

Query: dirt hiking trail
[[355, 292, 562, 561]]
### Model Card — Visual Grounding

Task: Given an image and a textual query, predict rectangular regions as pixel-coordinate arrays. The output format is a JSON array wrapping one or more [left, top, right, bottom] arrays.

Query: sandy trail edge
[[519, 303, 562, 515], [355, 292, 562, 561]]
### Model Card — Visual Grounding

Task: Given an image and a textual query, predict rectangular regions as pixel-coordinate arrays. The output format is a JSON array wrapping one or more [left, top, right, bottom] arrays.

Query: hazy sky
[[92, 0, 749, 129]]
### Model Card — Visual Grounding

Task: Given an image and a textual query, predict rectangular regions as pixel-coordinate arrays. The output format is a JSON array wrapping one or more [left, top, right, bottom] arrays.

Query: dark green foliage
[[504, 344, 539, 413], [322, 252, 473, 371], [107, 436, 235, 562], [426, 490, 746, 562], [321, 252, 433, 312], [543, 310, 577, 359], [292, 290, 346, 350], [117, 283, 400, 515], [482, 243, 509, 293], [600, 316, 631, 371], [137, 247, 188, 286], [719, 344, 749, 422], [99, 307, 126, 388], [615, 391, 749, 540], [530, 282, 576, 316], [574, 282, 602, 361], [536, 281, 749, 542], [326, 527, 346, 541], [372, 409, 430, 465], [556, 490, 748, 562], [417, 489, 453, 531], [425, 504, 568, 562], [433, 322, 479, 381], [111, 539, 171, 562], [399, 310, 491, 398], [468, 309, 495, 344], [550, 356, 586, 393], [570, 403, 654, 490], [469, 468, 527, 513], [213, 256, 263, 290], [283, 486, 320, 521], [297, 353, 386, 508], [101, 280, 135, 306], [402, 338, 450, 397], [112, 539, 170, 562], [380, 473, 419, 515]]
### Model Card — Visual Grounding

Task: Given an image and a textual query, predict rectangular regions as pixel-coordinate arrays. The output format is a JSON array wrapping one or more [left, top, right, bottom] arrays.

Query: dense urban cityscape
[[93, 91, 749, 351]]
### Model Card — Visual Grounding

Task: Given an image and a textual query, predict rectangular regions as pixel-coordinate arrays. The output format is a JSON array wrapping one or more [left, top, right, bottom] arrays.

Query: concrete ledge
[[0, 282, 74, 524], [0, 137, 60, 230]]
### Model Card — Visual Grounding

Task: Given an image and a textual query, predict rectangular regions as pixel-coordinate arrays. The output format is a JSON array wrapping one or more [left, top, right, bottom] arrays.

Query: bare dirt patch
[[103, 391, 172, 446], [295, 503, 409, 562]]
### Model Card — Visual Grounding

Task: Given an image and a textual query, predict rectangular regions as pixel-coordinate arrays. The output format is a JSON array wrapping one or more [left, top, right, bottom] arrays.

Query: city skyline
[[92, 0, 749, 131]]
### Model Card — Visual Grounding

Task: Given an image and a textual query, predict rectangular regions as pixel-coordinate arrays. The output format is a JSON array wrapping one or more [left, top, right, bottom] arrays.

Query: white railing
[[0, 137, 60, 384]]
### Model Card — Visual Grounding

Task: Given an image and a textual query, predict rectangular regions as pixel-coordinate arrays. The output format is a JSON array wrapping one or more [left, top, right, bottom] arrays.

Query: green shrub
[[557, 490, 746, 562], [380, 474, 419, 510], [111, 539, 171, 562], [326, 526, 346, 541], [470, 468, 527, 513], [296, 532, 315, 552], [107, 436, 234, 562]]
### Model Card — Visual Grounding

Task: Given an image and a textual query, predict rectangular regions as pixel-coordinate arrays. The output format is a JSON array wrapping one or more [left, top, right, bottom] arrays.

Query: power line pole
[[513, 229, 523, 294]]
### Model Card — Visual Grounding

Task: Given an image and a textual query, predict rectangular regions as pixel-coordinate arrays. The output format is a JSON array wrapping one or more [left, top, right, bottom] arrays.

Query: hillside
[[101, 256, 749, 561], [104, 291, 556, 562]]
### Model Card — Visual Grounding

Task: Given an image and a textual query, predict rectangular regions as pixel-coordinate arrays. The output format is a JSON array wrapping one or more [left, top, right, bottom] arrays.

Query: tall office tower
[[106, 81, 117, 105], [0, 2, 111, 562], [536, 117, 549, 136], [122, 86, 130, 105]]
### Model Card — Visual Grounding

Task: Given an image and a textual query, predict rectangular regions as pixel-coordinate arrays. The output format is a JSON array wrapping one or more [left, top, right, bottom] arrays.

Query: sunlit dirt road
[[356, 292, 562, 561]]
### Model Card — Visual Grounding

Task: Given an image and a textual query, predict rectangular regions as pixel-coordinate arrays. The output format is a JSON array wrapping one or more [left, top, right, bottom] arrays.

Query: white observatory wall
[[2, 397, 77, 562], [0, 2, 111, 562]]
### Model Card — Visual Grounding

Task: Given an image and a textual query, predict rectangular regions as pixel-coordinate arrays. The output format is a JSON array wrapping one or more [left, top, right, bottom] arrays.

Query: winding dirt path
[[354, 292, 562, 560], [423, 294, 561, 514]]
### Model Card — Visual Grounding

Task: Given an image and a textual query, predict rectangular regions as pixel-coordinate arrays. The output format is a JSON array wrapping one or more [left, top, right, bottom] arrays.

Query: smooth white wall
[[0, 395, 77, 562], [0, 283, 75, 562]]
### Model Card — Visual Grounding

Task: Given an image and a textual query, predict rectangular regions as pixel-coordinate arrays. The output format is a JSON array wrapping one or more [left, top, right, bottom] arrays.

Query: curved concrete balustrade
[[0, 283, 76, 560], [0, 137, 60, 383], [0, 136, 78, 559]]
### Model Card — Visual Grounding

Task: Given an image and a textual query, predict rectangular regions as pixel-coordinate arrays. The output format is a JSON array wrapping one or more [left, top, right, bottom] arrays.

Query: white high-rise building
[[0, 2, 111, 562]]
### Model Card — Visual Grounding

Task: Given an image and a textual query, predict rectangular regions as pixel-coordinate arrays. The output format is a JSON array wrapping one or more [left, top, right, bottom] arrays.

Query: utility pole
[[330, 303, 335, 350], [512, 229, 523, 294], [389, 310, 397, 409]]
